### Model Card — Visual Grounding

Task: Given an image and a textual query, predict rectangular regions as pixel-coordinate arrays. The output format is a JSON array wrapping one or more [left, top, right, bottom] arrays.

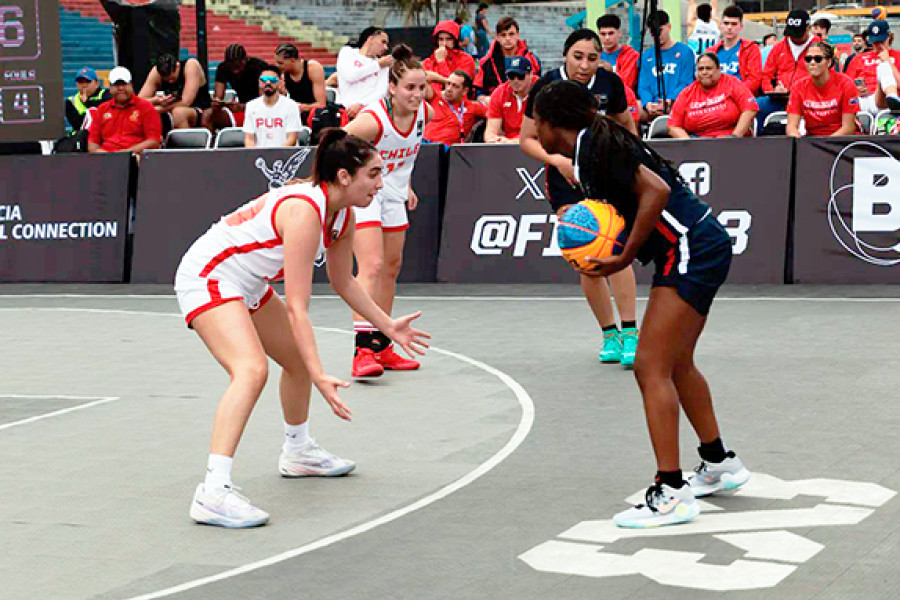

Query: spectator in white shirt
[[337, 27, 396, 119], [242, 66, 303, 147]]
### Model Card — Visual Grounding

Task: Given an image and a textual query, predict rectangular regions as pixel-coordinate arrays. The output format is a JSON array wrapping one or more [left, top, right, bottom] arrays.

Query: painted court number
[[519, 473, 895, 591]]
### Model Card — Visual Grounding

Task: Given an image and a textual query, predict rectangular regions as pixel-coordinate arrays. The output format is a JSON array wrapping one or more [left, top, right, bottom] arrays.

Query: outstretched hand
[[313, 374, 353, 421], [387, 311, 431, 358]]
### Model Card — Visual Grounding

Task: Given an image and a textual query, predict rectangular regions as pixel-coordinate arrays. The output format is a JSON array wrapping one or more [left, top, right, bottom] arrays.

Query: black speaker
[[101, 1, 181, 92]]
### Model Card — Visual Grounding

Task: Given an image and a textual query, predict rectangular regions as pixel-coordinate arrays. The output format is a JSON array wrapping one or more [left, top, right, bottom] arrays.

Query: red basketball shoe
[[375, 344, 420, 371], [351, 348, 384, 378]]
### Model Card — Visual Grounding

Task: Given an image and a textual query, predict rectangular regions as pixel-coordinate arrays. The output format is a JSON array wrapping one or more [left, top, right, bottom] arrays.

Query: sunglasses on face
[[804, 55, 826, 63], [260, 75, 280, 84], [507, 72, 527, 80]]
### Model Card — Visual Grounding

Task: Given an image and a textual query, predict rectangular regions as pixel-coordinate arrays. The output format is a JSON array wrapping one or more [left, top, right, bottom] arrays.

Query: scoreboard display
[[0, 0, 62, 142]]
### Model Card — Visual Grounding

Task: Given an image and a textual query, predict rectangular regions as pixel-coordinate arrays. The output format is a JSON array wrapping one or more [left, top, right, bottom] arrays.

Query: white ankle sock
[[205, 454, 233, 489], [284, 421, 311, 452]]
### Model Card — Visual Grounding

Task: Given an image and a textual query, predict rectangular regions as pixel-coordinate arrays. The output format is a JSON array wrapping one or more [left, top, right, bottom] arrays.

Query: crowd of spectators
[[68, 3, 900, 157]]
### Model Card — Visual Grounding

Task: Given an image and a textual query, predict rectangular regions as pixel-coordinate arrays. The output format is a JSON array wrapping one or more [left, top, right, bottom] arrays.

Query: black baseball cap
[[867, 20, 890, 43], [784, 10, 810, 37]]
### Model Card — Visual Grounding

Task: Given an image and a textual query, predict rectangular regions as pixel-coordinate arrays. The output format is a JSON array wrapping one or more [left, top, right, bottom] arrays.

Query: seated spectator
[[203, 44, 269, 131], [668, 53, 758, 138], [423, 70, 487, 145], [760, 33, 778, 67], [596, 14, 640, 90], [474, 17, 541, 101], [709, 5, 762, 95], [337, 27, 394, 120], [88, 67, 161, 155], [423, 20, 477, 97], [638, 10, 696, 121], [844, 20, 900, 114], [458, 14, 478, 59], [758, 10, 816, 125], [242, 66, 303, 148], [65, 67, 110, 130], [811, 18, 831, 40], [687, 0, 721, 54], [787, 42, 859, 137], [485, 56, 537, 143], [139, 53, 209, 134], [843, 32, 869, 72], [274, 43, 326, 122]]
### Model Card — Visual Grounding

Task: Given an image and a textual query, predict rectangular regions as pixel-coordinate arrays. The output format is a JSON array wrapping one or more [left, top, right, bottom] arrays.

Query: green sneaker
[[599, 330, 622, 363], [621, 328, 639, 367]]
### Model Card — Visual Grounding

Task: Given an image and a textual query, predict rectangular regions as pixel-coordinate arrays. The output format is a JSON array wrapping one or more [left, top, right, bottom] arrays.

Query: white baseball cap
[[108, 66, 132, 85]]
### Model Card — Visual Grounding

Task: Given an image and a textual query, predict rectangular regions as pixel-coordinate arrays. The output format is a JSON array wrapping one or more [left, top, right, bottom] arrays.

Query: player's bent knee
[[231, 360, 269, 391]]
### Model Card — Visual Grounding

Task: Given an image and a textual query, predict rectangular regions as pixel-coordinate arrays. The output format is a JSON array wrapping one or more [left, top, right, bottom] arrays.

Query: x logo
[[516, 167, 545, 201]]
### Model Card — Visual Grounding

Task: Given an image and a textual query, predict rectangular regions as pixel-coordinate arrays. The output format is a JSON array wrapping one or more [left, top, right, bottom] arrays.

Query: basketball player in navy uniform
[[531, 80, 751, 529]]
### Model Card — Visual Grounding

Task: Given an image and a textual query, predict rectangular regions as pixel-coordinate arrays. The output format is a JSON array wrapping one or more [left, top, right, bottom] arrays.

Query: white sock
[[284, 421, 311, 452], [877, 61, 898, 94], [204, 454, 233, 489]]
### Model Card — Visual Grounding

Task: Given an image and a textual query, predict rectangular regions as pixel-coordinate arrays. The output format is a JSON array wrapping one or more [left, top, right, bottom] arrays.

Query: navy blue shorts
[[652, 213, 732, 316]]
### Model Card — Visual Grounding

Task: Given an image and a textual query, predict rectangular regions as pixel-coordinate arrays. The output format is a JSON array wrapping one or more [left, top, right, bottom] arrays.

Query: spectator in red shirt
[[596, 14, 640, 90], [424, 70, 487, 145], [787, 42, 859, 137], [758, 10, 817, 127], [708, 5, 762, 95], [669, 53, 758, 138], [844, 20, 900, 114], [474, 17, 541, 101], [485, 56, 537, 143], [88, 67, 162, 155], [423, 20, 477, 98]]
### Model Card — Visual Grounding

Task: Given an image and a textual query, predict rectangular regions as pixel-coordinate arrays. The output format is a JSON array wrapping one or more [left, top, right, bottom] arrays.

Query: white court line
[[0, 395, 121, 432], [0, 307, 536, 599], [1, 293, 900, 302]]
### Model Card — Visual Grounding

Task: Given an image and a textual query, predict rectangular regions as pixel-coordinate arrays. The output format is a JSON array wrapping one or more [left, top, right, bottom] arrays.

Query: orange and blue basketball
[[872, 7, 888, 20], [557, 200, 627, 272]]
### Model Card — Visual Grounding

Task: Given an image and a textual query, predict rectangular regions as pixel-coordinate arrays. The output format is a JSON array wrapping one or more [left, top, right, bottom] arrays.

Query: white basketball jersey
[[362, 98, 426, 203], [690, 20, 721, 53], [183, 181, 350, 283]]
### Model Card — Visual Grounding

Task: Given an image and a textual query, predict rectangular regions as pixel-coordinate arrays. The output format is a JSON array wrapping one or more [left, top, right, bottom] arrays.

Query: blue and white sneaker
[[190, 483, 269, 528], [613, 482, 700, 528], [278, 439, 356, 477], [687, 452, 751, 497]]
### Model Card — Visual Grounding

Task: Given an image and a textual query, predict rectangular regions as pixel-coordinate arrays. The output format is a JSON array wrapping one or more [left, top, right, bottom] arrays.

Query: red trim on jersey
[[356, 220, 382, 230], [663, 246, 676, 277], [271, 193, 324, 243], [184, 279, 243, 326], [198, 238, 283, 277], [250, 286, 275, 313], [336, 209, 351, 240], [363, 109, 384, 142], [383, 99, 417, 138], [382, 223, 410, 232], [655, 221, 678, 243]]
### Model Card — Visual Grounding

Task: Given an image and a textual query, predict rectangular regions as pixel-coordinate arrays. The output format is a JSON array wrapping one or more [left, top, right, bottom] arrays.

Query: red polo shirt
[[787, 72, 859, 136], [669, 75, 758, 137], [89, 95, 162, 152], [486, 78, 536, 139], [424, 95, 487, 145]]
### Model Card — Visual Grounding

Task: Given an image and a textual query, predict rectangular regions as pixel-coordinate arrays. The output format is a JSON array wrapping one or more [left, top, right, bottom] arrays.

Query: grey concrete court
[[1, 283, 898, 600]]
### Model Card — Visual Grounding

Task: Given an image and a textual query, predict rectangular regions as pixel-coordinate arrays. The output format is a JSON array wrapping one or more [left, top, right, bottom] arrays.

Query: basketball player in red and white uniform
[[344, 45, 434, 378], [175, 130, 430, 528]]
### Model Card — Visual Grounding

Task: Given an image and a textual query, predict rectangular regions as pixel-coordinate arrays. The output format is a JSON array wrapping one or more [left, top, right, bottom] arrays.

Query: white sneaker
[[189, 483, 270, 528], [278, 439, 356, 477], [687, 452, 751, 498], [613, 482, 700, 529]]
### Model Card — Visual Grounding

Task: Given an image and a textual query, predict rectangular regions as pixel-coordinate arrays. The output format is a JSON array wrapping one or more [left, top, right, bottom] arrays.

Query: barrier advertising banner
[[438, 139, 792, 284], [0, 154, 131, 282], [131, 145, 441, 284], [793, 137, 900, 283]]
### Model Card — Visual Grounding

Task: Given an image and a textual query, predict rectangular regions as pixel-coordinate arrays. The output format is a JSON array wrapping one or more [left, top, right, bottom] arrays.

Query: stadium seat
[[165, 128, 212, 149], [763, 111, 789, 129], [296, 126, 312, 146], [874, 109, 894, 135], [645, 115, 670, 140], [856, 111, 874, 135], [215, 127, 245, 148], [325, 86, 338, 104]]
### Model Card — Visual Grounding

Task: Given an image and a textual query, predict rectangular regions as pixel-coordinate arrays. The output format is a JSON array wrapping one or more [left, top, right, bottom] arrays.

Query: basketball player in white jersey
[[344, 45, 435, 378], [175, 129, 430, 528], [688, 0, 721, 54]]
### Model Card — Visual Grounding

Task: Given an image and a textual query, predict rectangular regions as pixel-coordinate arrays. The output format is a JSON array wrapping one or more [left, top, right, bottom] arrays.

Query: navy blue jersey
[[525, 66, 628, 120], [573, 126, 712, 265]]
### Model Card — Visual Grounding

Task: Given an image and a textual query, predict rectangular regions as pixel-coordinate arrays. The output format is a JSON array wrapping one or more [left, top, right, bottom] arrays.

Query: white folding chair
[[645, 115, 670, 140], [763, 111, 789, 129], [164, 128, 212, 149], [214, 126, 245, 148], [856, 111, 874, 135]]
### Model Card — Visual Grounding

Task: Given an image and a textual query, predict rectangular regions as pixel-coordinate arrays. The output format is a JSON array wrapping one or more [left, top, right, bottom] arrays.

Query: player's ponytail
[[312, 128, 378, 185], [389, 44, 423, 85]]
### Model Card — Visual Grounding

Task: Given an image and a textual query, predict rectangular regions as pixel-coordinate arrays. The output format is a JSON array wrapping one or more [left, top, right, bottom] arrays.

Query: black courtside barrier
[[131, 145, 442, 284], [793, 136, 900, 283], [438, 139, 793, 284], [0, 154, 132, 282]]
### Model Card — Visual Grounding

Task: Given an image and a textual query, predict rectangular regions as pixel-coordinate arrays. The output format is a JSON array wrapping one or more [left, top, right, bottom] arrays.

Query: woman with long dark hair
[[532, 80, 750, 528]]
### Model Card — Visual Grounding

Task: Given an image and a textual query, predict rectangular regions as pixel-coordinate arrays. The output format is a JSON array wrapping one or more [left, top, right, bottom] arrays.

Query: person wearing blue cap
[[65, 67, 111, 130], [845, 20, 900, 114]]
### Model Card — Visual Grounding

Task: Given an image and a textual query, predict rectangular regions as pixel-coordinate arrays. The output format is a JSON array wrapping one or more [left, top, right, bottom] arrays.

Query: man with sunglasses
[[203, 44, 269, 131], [242, 66, 303, 148], [485, 56, 537, 143]]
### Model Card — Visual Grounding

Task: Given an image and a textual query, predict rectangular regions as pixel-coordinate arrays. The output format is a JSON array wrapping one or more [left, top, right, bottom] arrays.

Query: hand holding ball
[[557, 200, 627, 274]]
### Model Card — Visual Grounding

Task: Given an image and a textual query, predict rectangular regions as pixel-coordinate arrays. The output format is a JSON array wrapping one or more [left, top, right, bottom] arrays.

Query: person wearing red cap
[[474, 16, 541, 101], [423, 20, 477, 98]]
